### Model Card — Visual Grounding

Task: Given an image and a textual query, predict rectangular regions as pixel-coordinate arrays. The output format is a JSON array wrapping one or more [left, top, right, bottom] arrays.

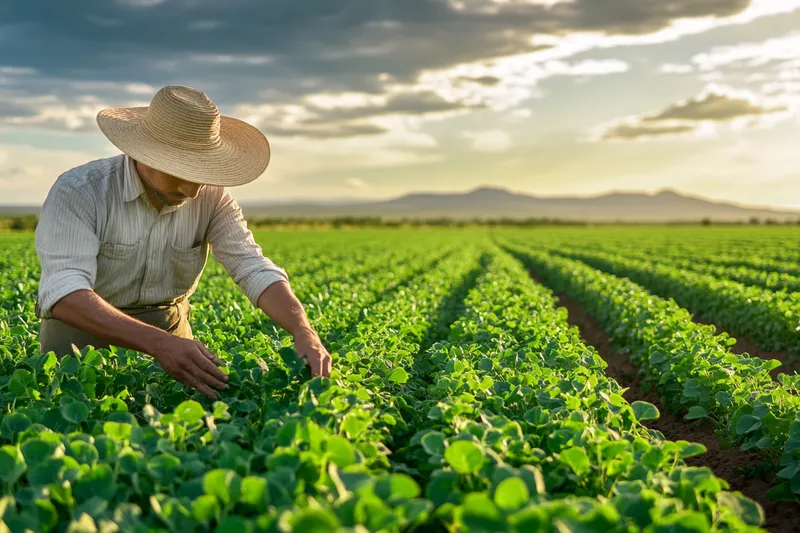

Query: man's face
[[135, 161, 204, 208]]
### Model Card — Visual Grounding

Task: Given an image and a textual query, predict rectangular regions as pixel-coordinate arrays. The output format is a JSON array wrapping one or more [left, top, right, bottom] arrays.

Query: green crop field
[[1, 227, 800, 533]]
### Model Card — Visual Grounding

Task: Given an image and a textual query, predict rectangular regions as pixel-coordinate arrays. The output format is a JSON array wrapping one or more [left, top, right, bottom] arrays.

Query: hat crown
[[141, 85, 222, 150]]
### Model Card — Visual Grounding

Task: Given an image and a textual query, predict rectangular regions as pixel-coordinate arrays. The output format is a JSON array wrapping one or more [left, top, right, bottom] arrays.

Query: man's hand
[[257, 281, 333, 378], [49, 290, 229, 399], [293, 328, 332, 378], [151, 335, 229, 399]]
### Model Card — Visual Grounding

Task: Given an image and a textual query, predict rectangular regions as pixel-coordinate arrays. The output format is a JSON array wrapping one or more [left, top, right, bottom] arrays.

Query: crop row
[[0, 230, 770, 532], [513, 228, 800, 278], [497, 238, 800, 502], [0, 233, 481, 532], [510, 241, 800, 356], [550, 241, 800, 294], [390, 246, 766, 531]]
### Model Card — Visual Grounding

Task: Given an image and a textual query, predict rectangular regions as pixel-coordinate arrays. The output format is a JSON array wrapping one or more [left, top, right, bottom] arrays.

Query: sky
[[1, 0, 800, 208]]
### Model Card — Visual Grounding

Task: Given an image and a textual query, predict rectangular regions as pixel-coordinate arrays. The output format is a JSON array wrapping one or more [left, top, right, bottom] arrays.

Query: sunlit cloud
[[591, 84, 792, 142], [691, 32, 800, 71]]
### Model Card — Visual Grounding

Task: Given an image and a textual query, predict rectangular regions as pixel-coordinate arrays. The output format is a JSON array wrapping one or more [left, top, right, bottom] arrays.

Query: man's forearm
[[256, 281, 316, 338], [50, 289, 172, 354]]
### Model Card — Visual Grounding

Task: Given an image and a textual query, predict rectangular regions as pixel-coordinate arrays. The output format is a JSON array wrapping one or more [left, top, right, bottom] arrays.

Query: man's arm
[[35, 177, 228, 399], [257, 281, 332, 378], [51, 290, 229, 398], [206, 189, 332, 377]]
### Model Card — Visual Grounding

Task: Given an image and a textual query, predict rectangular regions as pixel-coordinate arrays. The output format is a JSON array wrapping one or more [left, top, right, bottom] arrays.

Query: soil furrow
[[527, 270, 800, 533]]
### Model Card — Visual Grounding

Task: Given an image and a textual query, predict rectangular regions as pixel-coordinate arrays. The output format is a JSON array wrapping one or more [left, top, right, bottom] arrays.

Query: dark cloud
[[456, 76, 501, 87], [266, 122, 388, 139], [601, 122, 697, 140], [251, 90, 482, 139], [0, 0, 757, 136], [643, 90, 787, 122], [597, 85, 787, 141], [303, 91, 481, 125]]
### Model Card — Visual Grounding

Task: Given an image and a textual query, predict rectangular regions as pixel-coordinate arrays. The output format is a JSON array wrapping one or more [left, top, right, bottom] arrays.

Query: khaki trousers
[[39, 298, 193, 357]]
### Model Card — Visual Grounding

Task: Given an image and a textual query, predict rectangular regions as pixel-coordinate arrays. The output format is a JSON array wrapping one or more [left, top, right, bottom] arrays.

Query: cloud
[[642, 87, 786, 122], [599, 122, 700, 141], [463, 130, 512, 152], [691, 31, 800, 71], [236, 89, 482, 140], [345, 177, 369, 189], [592, 85, 791, 142], [0, 0, 790, 112]]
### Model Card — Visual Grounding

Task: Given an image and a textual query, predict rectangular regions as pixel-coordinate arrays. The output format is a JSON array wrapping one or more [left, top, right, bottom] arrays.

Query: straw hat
[[96, 85, 270, 187]]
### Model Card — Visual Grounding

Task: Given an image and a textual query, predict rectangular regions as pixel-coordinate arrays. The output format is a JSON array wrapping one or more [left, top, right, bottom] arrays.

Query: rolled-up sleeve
[[206, 189, 289, 307], [35, 181, 99, 319]]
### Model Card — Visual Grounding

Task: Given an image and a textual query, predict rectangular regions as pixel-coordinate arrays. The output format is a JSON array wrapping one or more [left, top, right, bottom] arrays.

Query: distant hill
[[4, 187, 798, 223], [238, 187, 800, 223]]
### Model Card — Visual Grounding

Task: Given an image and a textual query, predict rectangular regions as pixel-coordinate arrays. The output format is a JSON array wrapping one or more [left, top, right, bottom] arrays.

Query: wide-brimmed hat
[[96, 85, 270, 187]]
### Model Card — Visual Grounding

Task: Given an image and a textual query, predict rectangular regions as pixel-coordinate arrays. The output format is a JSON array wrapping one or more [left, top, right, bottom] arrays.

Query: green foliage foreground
[[0, 229, 782, 532]]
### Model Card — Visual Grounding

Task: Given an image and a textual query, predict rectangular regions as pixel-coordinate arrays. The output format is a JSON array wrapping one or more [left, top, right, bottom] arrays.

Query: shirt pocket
[[98, 241, 139, 261], [169, 241, 209, 296]]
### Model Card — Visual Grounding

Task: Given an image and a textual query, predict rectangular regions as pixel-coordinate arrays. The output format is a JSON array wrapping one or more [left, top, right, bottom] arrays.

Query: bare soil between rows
[[527, 270, 800, 533]]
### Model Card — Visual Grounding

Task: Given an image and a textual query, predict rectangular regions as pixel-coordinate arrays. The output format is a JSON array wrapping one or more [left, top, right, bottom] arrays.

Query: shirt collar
[[122, 154, 146, 203]]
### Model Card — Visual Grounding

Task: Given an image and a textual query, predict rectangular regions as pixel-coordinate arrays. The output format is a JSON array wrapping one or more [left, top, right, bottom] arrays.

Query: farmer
[[34, 85, 332, 398]]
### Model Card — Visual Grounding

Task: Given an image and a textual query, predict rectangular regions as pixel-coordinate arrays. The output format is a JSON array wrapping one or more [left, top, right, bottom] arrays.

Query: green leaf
[[172, 401, 205, 424], [290, 509, 341, 533], [203, 469, 242, 505], [74, 464, 116, 501], [494, 477, 529, 511], [632, 401, 659, 421], [715, 391, 733, 406], [736, 415, 761, 436], [374, 474, 421, 502], [192, 494, 219, 522], [1, 413, 32, 443], [387, 368, 409, 384], [215, 516, 253, 533], [65, 513, 97, 533], [457, 492, 504, 531], [103, 421, 132, 442], [560, 447, 591, 475], [685, 406, 709, 420], [241, 476, 268, 509], [324, 436, 356, 468], [716, 492, 764, 526], [444, 440, 484, 475], [146, 454, 181, 486], [20, 439, 59, 467], [60, 402, 89, 424], [678, 442, 707, 459], [421, 432, 446, 456], [0, 445, 26, 484]]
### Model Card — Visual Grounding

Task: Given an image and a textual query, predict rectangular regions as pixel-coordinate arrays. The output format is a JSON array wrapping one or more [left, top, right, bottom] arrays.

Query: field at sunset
[[2, 227, 800, 532], [2, 0, 800, 531]]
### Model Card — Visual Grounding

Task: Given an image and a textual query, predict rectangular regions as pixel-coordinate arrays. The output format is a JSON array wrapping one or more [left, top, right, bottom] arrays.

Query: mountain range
[[3, 187, 797, 223], [237, 187, 800, 223]]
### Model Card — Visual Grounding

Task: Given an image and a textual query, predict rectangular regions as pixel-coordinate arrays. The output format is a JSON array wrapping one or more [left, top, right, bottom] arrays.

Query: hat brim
[[96, 107, 270, 187]]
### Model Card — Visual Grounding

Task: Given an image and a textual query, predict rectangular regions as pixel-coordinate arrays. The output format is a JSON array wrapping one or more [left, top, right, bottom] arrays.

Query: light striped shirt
[[34, 153, 289, 319]]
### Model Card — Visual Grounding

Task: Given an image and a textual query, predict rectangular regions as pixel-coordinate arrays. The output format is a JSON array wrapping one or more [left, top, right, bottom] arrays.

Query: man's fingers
[[197, 343, 225, 369], [321, 355, 332, 378], [180, 371, 218, 400], [186, 350, 229, 391], [192, 350, 228, 389], [196, 342, 224, 367]]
